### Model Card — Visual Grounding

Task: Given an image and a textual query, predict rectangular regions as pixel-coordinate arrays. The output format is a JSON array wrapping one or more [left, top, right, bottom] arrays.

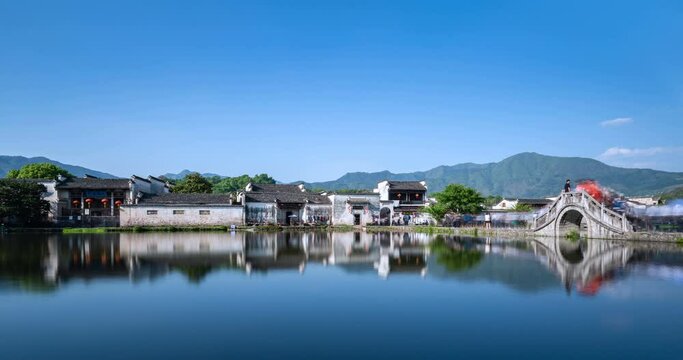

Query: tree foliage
[[430, 184, 484, 221], [483, 195, 503, 208], [513, 203, 533, 212], [213, 173, 275, 194], [0, 179, 50, 226], [172, 173, 213, 194], [423, 203, 449, 222], [6, 163, 72, 180]]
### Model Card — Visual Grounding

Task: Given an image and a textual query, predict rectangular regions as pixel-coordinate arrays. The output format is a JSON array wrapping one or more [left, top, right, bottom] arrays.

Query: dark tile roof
[[148, 175, 166, 183], [139, 193, 234, 205], [249, 183, 303, 193], [132, 175, 151, 183], [56, 178, 130, 190], [388, 181, 427, 191], [8, 178, 54, 183], [245, 192, 331, 204]]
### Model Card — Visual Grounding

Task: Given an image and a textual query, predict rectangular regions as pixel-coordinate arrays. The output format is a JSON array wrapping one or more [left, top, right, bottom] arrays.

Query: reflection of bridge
[[533, 191, 632, 238], [530, 236, 633, 293]]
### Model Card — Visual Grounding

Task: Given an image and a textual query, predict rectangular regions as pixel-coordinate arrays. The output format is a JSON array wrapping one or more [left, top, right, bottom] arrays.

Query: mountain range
[[2, 153, 682, 198], [0, 155, 118, 179], [303, 153, 683, 197]]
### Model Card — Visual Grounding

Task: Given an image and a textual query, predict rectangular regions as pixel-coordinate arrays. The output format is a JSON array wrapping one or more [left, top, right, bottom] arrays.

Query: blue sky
[[0, 0, 681, 181]]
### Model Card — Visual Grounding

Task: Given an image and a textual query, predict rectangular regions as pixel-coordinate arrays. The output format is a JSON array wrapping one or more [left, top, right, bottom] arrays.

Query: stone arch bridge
[[533, 191, 632, 239]]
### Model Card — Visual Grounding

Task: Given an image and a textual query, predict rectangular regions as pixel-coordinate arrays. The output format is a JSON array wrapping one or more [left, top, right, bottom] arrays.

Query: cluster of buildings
[[33, 175, 433, 227]]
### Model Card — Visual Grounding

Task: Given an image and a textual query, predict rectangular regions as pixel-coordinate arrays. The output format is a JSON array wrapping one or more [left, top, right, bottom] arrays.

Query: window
[[147, 210, 158, 215], [173, 210, 185, 215], [199, 210, 210, 215]]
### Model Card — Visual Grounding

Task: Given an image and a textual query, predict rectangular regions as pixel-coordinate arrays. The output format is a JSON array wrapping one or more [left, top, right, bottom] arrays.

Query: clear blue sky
[[1, 0, 681, 181]]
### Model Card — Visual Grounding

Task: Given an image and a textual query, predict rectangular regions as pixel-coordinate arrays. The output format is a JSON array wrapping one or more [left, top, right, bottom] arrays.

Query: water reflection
[[2, 231, 683, 296]]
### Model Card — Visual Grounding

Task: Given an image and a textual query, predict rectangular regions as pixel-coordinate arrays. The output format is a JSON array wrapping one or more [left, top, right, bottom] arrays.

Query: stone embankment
[[444, 226, 683, 243]]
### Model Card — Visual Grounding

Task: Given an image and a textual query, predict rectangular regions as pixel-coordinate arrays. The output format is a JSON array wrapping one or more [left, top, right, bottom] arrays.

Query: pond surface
[[1, 231, 683, 359]]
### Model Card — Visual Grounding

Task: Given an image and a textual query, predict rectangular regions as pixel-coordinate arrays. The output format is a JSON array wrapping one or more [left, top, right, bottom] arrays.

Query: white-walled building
[[375, 180, 432, 225], [491, 198, 552, 211], [120, 193, 243, 227], [240, 183, 332, 225], [329, 193, 381, 226]]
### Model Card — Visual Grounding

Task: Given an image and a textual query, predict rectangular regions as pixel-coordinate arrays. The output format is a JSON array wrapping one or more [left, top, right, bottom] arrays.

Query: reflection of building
[[244, 232, 307, 272], [119, 232, 245, 279]]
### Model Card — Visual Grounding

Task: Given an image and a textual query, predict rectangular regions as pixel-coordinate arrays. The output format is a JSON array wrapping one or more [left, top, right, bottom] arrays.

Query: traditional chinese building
[[55, 175, 169, 226], [240, 183, 332, 225], [375, 180, 431, 225], [328, 193, 380, 226], [119, 193, 243, 227]]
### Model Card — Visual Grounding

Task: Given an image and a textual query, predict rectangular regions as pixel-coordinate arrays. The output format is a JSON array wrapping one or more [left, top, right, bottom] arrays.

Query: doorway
[[285, 211, 293, 225], [353, 214, 361, 225]]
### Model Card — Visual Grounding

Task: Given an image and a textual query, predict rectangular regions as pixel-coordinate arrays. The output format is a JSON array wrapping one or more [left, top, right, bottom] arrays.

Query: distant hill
[[0, 155, 118, 179], [304, 153, 683, 197], [161, 170, 224, 180]]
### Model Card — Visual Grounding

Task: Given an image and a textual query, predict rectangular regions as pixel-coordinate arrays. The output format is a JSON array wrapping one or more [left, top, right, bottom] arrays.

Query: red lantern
[[85, 198, 93, 208], [101, 198, 109, 206], [114, 200, 123, 207], [72, 200, 80, 208]]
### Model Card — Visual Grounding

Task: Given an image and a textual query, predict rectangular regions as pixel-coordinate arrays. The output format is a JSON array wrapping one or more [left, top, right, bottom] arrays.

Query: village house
[[54, 174, 169, 226], [375, 180, 431, 225], [240, 183, 332, 225], [328, 193, 381, 226], [119, 193, 243, 227]]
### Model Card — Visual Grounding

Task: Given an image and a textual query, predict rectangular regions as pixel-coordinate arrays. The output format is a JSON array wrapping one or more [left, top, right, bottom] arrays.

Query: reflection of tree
[[0, 238, 56, 292], [430, 236, 483, 272], [174, 265, 213, 284]]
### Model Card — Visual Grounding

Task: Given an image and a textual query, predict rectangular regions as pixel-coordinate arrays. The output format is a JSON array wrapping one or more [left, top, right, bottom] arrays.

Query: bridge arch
[[556, 207, 590, 238]]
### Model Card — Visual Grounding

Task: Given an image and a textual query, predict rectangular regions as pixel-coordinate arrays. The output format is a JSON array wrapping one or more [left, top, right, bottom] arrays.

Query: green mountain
[[0, 155, 118, 179], [304, 153, 683, 197]]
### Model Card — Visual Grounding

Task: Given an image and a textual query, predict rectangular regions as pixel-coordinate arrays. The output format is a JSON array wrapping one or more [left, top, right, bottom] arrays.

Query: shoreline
[[2, 225, 682, 243]]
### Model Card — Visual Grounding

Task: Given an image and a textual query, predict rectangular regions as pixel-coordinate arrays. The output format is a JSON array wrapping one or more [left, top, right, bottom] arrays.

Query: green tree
[[0, 179, 50, 226], [513, 203, 533, 212], [6, 163, 73, 180], [172, 173, 213, 193], [483, 195, 503, 208], [429, 184, 484, 221], [251, 173, 275, 185], [423, 203, 449, 222], [213, 173, 276, 194]]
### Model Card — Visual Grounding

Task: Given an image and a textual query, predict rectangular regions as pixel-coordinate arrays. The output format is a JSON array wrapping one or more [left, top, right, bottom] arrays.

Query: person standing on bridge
[[564, 179, 571, 193]]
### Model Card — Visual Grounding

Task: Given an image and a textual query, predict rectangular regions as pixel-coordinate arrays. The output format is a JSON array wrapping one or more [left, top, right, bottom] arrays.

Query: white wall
[[120, 205, 244, 226]]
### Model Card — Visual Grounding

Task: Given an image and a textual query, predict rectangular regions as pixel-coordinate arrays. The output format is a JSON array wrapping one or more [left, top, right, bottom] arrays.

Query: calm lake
[[1, 231, 683, 359]]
